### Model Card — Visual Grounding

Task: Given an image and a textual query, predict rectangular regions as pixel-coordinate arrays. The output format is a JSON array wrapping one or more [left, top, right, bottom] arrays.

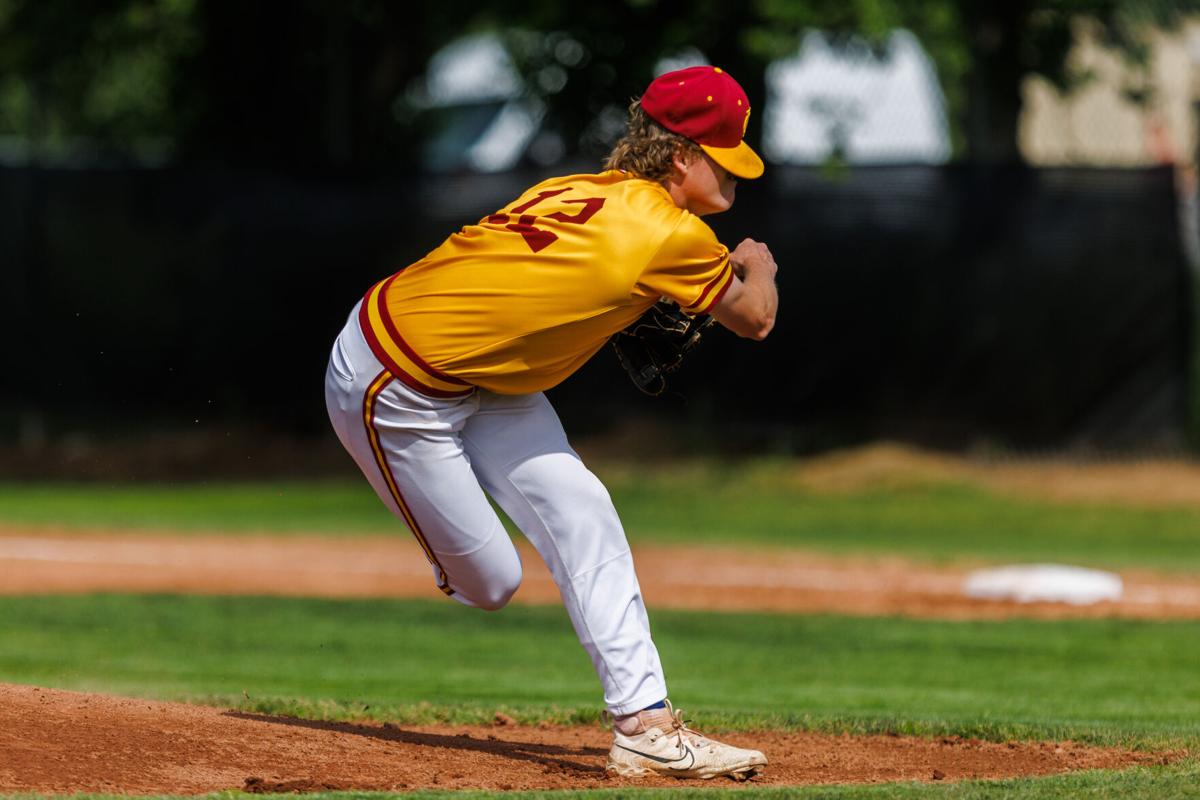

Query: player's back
[[367, 170, 730, 394]]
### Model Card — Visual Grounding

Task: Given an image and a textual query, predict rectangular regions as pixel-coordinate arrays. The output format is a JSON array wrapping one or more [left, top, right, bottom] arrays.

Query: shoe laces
[[663, 701, 713, 749], [605, 700, 712, 749]]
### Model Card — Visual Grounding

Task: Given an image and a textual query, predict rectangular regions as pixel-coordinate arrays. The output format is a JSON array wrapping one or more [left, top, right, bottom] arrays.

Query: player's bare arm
[[711, 238, 777, 340]]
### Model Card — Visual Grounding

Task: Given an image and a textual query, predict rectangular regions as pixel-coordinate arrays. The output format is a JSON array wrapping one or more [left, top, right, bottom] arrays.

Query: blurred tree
[[1, 0, 1198, 167], [0, 0, 512, 168], [173, 0, 517, 169], [0, 0, 199, 161], [489, 0, 769, 162]]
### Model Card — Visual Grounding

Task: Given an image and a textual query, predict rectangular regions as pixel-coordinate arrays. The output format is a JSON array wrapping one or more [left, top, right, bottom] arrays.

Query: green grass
[[1, 595, 1196, 750], [1, 466, 1199, 570], [3, 594, 1198, 798], [0, 481, 379, 533]]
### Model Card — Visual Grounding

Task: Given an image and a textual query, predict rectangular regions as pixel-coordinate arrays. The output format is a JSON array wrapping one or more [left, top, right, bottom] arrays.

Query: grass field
[[2, 464, 1199, 570], [2, 595, 1198, 748], [2, 454, 1199, 798], [0, 594, 1197, 798]]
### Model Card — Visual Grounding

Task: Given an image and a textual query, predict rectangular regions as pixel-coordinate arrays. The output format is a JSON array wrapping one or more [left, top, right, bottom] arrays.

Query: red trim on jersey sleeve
[[698, 269, 735, 315], [691, 263, 734, 314]]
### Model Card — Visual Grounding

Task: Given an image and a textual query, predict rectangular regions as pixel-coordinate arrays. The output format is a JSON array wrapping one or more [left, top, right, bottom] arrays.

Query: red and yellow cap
[[640, 65, 764, 179]]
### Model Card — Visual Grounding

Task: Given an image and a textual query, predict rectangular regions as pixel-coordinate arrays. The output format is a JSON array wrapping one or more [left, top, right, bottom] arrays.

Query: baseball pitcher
[[325, 66, 778, 780]]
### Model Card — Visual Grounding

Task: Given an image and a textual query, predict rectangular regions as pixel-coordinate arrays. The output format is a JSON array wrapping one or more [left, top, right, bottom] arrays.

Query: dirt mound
[[787, 442, 1200, 508], [0, 684, 1175, 795], [3, 528, 1200, 619]]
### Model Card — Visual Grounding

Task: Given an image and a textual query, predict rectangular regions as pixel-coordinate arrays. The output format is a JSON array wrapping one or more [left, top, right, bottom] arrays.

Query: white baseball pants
[[324, 305, 668, 715]]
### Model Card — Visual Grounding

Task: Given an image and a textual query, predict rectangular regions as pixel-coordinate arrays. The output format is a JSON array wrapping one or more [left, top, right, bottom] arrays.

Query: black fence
[[1, 161, 1191, 460]]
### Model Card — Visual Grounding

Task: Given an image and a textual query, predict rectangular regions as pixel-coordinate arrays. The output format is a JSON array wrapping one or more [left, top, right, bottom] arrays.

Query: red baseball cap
[[640, 65, 764, 179]]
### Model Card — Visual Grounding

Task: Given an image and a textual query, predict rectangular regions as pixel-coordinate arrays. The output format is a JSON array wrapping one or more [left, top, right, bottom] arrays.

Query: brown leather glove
[[610, 300, 715, 396]]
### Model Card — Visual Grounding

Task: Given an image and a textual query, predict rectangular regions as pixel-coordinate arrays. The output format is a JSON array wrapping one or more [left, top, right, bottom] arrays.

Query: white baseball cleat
[[605, 700, 767, 781]]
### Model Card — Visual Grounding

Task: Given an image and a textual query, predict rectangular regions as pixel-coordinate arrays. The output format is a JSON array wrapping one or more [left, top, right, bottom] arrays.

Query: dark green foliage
[[3, 0, 1198, 167]]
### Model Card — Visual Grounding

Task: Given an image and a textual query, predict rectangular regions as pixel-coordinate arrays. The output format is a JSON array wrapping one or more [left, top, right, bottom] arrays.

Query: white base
[[962, 564, 1123, 605]]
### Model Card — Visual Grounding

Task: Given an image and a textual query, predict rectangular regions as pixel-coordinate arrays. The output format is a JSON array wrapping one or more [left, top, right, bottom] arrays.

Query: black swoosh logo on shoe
[[615, 743, 696, 771]]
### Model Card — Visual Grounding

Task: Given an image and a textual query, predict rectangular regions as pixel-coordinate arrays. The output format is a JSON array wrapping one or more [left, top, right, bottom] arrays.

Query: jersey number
[[487, 188, 605, 253]]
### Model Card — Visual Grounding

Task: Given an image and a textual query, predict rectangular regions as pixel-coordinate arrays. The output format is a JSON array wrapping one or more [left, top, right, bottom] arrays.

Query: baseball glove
[[611, 300, 715, 396]]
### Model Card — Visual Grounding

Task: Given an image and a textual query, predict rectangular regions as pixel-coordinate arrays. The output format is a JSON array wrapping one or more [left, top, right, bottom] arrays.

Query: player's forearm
[[736, 265, 777, 340], [713, 269, 776, 340], [713, 238, 778, 340]]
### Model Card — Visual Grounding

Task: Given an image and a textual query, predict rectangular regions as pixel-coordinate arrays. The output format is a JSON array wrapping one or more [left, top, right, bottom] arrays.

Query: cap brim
[[701, 141, 764, 179]]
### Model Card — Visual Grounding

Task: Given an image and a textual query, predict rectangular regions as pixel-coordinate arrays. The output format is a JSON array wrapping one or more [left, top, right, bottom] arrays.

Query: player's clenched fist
[[730, 238, 777, 281]]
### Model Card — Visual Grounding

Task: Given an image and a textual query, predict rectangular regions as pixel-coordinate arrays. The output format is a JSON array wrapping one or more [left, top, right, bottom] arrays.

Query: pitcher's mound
[[0, 684, 1174, 794]]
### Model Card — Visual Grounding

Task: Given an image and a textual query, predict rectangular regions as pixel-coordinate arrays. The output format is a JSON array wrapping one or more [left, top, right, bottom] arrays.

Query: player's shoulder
[[666, 205, 720, 245], [512, 170, 717, 255], [523, 171, 681, 217], [585, 172, 722, 253], [597, 170, 680, 211]]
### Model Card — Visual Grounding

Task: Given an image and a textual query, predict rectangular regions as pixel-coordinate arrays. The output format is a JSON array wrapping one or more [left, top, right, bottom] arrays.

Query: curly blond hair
[[603, 100, 703, 181]]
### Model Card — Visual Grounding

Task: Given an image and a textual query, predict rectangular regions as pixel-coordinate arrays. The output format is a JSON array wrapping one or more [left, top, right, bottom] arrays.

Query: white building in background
[[763, 30, 951, 165], [1020, 19, 1200, 166], [417, 21, 1200, 171], [416, 30, 953, 172], [1016, 19, 1200, 272], [412, 33, 546, 173]]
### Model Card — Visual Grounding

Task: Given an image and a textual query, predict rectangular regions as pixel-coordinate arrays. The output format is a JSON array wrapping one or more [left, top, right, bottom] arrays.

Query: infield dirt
[[0, 683, 1181, 794]]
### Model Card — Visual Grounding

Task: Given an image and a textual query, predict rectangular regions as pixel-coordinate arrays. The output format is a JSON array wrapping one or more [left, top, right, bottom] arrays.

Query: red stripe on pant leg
[[361, 370, 455, 596]]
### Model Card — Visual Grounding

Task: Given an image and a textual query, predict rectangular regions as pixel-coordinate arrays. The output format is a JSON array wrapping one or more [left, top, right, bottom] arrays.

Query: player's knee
[[453, 555, 522, 611], [471, 571, 521, 611], [436, 517, 523, 610]]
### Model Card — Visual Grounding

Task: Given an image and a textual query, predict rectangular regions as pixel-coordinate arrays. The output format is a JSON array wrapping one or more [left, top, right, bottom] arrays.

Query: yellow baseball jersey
[[359, 170, 733, 396]]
